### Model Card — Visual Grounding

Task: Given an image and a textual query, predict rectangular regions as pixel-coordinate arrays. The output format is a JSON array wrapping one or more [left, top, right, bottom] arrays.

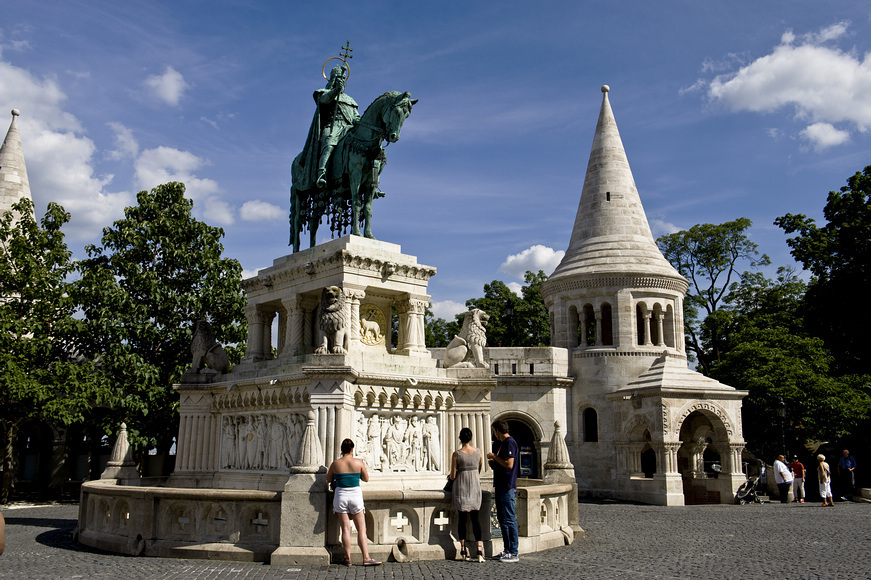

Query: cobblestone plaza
[[2, 500, 868, 579]]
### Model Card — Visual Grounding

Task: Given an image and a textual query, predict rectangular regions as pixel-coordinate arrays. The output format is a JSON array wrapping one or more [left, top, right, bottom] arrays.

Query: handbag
[[443, 475, 453, 492]]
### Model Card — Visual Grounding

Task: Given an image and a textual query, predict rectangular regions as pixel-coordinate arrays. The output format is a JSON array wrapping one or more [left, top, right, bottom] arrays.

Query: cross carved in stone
[[390, 512, 409, 530], [434, 511, 450, 531], [251, 512, 269, 532]]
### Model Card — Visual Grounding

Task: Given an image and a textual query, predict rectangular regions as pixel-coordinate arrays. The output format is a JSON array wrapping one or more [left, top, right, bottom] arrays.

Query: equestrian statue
[[289, 42, 418, 252]]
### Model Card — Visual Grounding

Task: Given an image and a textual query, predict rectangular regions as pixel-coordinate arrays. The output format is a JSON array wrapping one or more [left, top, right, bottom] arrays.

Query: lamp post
[[777, 397, 786, 455]]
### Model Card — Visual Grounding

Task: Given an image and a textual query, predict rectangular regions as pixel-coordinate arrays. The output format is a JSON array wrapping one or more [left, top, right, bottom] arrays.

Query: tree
[[426, 270, 551, 348], [657, 218, 769, 374], [0, 199, 105, 503], [775, 165, 871, 375], [708, 268, 871, 454], [73, 183, 246, 455]]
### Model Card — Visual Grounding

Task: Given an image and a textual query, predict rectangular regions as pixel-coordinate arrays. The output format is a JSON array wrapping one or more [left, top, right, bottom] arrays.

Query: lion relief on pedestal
[[315, 286, 349, 354], [444, 308, 490, 369]]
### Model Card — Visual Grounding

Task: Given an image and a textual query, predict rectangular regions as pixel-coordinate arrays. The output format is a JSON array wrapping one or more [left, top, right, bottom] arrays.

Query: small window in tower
[[529, 363, 535, 375], [511, 363, 517, 375], [494, 363, 499, 375], [606, 191, 611, 201]]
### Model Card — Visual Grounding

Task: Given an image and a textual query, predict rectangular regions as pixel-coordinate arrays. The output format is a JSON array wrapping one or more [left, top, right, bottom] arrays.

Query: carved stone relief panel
[[359, 303, 387, 346], [220, 413, 306, 470], [354, 411, 442, 474]]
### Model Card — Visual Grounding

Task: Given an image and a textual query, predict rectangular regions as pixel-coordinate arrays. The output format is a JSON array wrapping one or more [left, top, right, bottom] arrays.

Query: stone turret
[[541, 86, 688, 369], [0, 109, 33, 218]]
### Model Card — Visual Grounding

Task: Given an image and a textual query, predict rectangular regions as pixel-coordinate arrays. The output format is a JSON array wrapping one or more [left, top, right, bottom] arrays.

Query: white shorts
[[819, 481, 832, 498], [333, 486, 365, 514]]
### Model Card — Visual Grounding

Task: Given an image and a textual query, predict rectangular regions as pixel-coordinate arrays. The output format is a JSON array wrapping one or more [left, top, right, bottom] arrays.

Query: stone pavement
[[1, 499, 869, 579]]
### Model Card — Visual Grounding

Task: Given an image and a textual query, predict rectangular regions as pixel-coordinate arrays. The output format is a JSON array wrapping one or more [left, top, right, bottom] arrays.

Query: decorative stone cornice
[[541, 275, 688, 298]]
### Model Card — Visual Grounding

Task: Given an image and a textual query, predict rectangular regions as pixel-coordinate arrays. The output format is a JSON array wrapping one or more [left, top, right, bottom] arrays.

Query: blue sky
[[3, 1, 871, 319]]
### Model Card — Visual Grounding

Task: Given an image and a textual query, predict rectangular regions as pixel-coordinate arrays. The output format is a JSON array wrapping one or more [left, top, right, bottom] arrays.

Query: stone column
[[643, 312, 653, 346], [594, 310, 603, 346], [656, 313, 665, 347], [396, 296, 429, 356], [261, 311, 276, 360], [281, 296, 304, 357], [243, 305, 264, 362], [344, 289, 366, 351], [663, 442, 681, 474], [579, 308, 588, 347]]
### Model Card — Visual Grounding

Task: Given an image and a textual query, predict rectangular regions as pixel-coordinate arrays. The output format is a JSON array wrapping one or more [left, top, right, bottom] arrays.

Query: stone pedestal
[[271, 473, 330, 565]]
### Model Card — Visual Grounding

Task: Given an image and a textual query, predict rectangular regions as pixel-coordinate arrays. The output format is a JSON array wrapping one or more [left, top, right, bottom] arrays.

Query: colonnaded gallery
[[4, 83, 749, 563]]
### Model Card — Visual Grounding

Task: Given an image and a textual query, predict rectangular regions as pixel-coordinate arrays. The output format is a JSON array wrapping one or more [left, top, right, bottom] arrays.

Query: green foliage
[[708, 269, 870, 453], [72, 183, 246, 450], [657, 218, 769, 374], [775, 165, 871, 375], [425, 270, 550, 348], [0, 199, 107, 502]]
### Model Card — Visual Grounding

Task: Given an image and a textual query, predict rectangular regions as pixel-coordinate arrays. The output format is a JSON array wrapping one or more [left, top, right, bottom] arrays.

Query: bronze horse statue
[[290, 90, 418, 252]]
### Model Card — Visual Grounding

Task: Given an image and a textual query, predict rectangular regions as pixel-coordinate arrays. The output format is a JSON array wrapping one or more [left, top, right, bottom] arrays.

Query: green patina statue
[[289, 42, 418, 252]]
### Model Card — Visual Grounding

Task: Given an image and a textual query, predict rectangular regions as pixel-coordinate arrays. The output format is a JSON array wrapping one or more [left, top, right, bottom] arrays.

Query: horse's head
[[382, 91, 418, 143]]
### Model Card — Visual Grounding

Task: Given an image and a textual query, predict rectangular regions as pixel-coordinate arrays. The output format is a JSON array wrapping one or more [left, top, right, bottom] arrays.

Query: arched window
[[641, 447, 656, 478], [582, 304, 596, 346], [583, 408, 599, 442], [601, 303, 613, 345], [568, 305, 579, 348], [636, 304, 645, 345]]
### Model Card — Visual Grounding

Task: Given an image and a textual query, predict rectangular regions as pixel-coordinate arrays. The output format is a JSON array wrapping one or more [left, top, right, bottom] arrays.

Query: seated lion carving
[[190, 319, 230, 374], [315, 286, 349, 354], [444, 308, 490, 369]]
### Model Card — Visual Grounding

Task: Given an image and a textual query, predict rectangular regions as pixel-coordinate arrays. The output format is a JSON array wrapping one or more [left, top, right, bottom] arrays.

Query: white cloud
[[649, 218, 682, 238], [800, 122, 851, 150], [106, 122, 139, 160], [134, 146, 232, 225], [430, 300, 466, 320], [506, 282, 522, 297], [498, 244, 564, 279], [144, 66, 189, 107], [707, 22, 871, 146], [240, 199, 284, 222], [241, 268, 261, 280], [0, 57, 131, 241]]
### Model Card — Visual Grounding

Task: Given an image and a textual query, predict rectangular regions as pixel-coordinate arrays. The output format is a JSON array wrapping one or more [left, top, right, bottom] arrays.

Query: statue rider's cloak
[[295, 89, 359, 191]]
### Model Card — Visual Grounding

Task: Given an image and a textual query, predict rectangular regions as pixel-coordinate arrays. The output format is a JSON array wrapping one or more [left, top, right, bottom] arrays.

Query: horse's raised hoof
[[317, 177, 326, 188]]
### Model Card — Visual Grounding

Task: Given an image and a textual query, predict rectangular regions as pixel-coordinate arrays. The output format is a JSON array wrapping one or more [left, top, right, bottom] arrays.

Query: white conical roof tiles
[[549, 87, 683, 282]]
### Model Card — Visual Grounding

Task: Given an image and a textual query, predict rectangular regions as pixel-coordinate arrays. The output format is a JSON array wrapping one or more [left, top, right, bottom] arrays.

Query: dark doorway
[[493, 420, 538, 479]]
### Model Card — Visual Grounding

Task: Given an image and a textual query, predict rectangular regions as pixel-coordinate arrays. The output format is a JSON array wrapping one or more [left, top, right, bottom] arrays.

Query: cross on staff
[[340, 41, 353, 61]]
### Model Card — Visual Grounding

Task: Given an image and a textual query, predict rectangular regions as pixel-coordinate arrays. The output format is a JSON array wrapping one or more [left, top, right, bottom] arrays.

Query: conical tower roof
[[0, 109, 33, 217], [548, 86, 683, 284]]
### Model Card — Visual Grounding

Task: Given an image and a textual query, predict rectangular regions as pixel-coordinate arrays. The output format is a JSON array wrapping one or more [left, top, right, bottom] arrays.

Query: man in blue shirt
[[837, 449, 857, 500], [487, 419, 519, 562]]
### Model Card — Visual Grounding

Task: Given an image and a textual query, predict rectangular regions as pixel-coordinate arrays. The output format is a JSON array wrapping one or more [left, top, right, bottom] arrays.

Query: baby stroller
[[734, 475, 764, 504]]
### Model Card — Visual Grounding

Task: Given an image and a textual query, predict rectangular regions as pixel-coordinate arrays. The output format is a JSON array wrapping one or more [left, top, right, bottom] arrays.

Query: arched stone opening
[[492, 414, 542, 479], [581, 304, 596, 346], [640, 446, 656, 478], [582, 407, 598, 443], [677, 409, 734, 504]]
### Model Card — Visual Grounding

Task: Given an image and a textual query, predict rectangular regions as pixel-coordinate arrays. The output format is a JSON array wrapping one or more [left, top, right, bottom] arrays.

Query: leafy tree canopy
[[0, 199, 107, 502], [426, 270, 550, 348], [72, 182, 246, 450], [657, 218, 769, 374], [775, 165, 871, 375]]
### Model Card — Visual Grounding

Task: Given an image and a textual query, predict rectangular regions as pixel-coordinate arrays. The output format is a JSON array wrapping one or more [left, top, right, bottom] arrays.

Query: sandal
[[363, 558, 382, 566], [340, 558, 351, 567]]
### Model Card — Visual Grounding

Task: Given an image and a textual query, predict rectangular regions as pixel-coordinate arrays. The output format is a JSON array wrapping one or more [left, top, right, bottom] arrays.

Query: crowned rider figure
[[297, 44, 360, 190]]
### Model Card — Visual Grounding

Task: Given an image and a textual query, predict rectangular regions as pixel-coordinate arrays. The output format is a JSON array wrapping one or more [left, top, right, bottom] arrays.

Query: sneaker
[[491, 551, 508, 560], [499, 553, 519, 563], [799, 499, 804, 503]]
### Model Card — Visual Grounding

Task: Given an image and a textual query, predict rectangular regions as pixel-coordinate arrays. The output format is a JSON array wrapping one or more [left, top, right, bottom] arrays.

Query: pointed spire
[[101, 422, 141, 484], [0, 109, 34, 218], [548, 86, 682, 282]]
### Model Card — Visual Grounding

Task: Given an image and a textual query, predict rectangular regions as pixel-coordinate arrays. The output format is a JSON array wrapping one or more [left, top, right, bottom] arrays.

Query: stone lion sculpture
[[444, 308, 490, 369], [190, 319, 231, 374], [315, 286, 349, 354]]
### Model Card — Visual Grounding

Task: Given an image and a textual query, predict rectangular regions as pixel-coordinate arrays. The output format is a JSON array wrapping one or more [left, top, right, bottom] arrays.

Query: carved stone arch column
[[280, 295, 304, 357], [243, 304, 264, 362], [344, 288, 366, 349]]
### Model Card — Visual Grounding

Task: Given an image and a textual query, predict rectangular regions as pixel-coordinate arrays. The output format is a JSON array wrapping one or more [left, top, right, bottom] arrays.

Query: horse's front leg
[[349, 163, 363, 237]]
